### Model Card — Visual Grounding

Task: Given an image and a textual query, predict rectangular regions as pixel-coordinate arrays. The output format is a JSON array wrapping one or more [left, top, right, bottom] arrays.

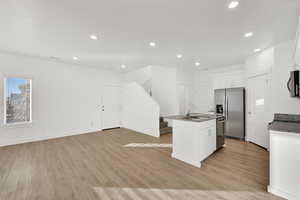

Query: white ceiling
[[0, 0, 299, 71]]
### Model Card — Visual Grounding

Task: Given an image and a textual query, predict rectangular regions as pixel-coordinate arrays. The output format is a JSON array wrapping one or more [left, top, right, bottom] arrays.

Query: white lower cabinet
[[268, 131, 300, 200], [172, 119, 216, 168], [197, 126, 216, 162]]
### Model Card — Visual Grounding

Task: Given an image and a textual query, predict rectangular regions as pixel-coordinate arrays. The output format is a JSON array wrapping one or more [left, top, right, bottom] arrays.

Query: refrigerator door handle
[[224, 94, 227, 120], [226, 96, 229, 119]]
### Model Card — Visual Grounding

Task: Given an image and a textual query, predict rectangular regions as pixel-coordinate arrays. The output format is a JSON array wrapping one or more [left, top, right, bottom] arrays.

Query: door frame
[[245, 73, 272, 149]]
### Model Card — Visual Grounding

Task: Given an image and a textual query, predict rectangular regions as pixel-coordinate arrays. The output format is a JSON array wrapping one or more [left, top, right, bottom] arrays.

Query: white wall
[[271, 40, 300, 114], [245, 40, 300, 116], [0, 52, 121, 146], [191, 40, 300, 143], [191, 65, 246, 113], [176, 68, 193, 85], [122, 66, 153, 95], [176, 68, 193, 115], [212, 66, 246, 90], [152, 66, 178, 116], [245, 49, 274, 141], [122, 66, 152, 85], [295, 15, 300, 65], [243, 40, 300, 142], [245, 48, 274, 78], [124, 66, 192, 117], [192, 69, 213, 112], [121, 82, 160, 137]]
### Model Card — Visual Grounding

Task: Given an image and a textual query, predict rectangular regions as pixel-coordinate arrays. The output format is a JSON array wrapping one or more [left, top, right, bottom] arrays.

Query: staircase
[[160, 117, 173, 135]]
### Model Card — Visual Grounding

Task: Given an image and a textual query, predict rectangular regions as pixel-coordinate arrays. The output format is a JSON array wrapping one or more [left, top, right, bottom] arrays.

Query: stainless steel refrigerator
[[214, 88, 245, 140]]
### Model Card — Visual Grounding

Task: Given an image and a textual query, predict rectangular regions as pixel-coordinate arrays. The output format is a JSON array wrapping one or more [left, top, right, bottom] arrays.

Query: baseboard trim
[[0, 129, 102, 147], [171, 153, 201, 168], [120, 127, 160, 138], [268, 185, 300, 200], [102, 127, 121, 131]]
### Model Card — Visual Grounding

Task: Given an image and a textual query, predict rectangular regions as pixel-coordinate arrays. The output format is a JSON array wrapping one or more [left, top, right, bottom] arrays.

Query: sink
[[183, 115, 212, 121], [191, 117, 211, 121], [165, 114, 215, 122]]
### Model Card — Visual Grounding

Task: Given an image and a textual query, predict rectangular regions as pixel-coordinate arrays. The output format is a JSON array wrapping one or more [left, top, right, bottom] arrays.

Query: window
[[4, 78, 32, 125]]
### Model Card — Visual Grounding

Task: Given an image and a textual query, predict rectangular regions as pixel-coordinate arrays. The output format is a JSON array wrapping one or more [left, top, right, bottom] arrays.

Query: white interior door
[[102, 85, 121, 130], [247, 74, 270, 149]]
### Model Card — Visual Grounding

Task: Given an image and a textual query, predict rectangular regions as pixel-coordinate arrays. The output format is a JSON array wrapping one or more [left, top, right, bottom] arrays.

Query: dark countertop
[[268, 113, 300, 134], [165, 114, 217, 123], [268, 121, 300, 134]]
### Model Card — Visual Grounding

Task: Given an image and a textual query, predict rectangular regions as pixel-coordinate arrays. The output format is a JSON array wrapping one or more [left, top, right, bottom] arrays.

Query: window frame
[[3, 77, 33, 126]]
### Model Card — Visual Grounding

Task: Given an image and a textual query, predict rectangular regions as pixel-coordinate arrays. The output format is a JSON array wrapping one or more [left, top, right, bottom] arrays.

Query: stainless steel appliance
[[214, 88, 245, 140], [216, 115, 225, 149], [287, 70, 299, 98]]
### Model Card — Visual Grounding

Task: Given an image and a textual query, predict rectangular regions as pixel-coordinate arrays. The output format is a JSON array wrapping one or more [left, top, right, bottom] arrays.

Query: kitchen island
[[268, 114, 300, 200], [166, 114, 217, 168]]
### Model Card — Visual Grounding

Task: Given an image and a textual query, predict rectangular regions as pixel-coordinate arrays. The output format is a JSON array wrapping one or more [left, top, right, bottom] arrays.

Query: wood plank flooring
[[0, 128, 283, 200]]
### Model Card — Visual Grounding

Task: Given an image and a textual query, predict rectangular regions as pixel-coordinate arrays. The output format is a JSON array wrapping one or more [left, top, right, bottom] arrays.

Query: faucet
[[186, 110, 191, 117]]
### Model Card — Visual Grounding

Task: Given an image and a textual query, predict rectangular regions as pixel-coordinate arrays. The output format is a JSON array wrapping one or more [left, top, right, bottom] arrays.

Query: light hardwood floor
[[0, 128, 283, 200]]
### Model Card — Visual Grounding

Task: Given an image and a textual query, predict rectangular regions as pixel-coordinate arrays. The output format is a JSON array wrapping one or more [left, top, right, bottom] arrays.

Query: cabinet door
[[210, 125, 216, 152], [207, 128, 213, 154], [208, 127, 217, 154], [199, 127, 213, 161]]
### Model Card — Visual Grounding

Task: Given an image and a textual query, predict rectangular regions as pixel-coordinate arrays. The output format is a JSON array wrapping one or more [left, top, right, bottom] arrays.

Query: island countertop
[[268, 113, 300, 199], [165, 113, 217, 123], [268, 114, 300, 135], [268, 121, 300, 134]]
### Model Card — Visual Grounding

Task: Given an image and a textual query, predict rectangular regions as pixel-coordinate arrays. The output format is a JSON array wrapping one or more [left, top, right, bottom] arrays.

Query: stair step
[[160, 121, 168, 129], [160, 127, 172, 135]]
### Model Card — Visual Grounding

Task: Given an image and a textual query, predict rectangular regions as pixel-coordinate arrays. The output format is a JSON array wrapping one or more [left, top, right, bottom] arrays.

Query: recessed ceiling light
[[149, 42, 156, 47], [254, 48, 261, 52], [177, 54, 183, 59], [73, 56, 79, 60], [228, 1, 239, 9], [244, 32, 253, 38], [121, 64, 126, 69], [195, 62, 201, 66], [89, 34, 98, 40]]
